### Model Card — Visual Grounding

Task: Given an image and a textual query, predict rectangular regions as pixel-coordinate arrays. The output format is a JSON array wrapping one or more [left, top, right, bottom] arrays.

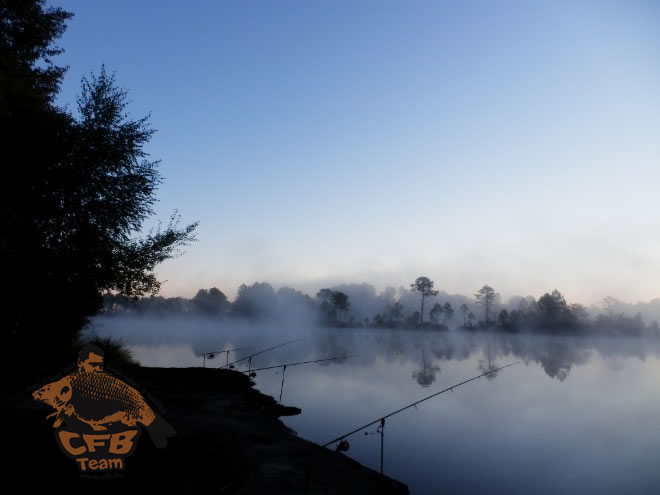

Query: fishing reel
[[335, 439, 350, 453]]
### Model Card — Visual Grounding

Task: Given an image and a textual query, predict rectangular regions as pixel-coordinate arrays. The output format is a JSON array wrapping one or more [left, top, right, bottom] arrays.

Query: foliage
[[1, 1, 197, 369], [429, 303, 443, 324], [192, 288, 230, 315], [316, 288, 334, 304], [77, 335, 140, 373], [314, 288, 352, 324], [442, 302, 454, 324], [410, 276, 439, 325], [497, 309, 512, 330], [100, 281, 658, 337], [317, 288, 337, 324], [385, 301, 404, 323], [332, 291, 351, 322], [232, 282, 277, 318], [276, 287, 315, 311], [406, 311, 421, 327], [459, 303, 469, 326], [0, 0, 73, 104], [474, 285, 500, 325]]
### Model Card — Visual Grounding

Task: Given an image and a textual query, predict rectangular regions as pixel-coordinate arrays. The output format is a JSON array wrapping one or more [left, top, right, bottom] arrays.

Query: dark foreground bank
[[7, 367, 408, 495]]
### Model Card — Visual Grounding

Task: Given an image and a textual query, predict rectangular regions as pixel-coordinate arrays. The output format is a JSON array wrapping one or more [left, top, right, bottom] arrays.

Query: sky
[[51, 0, 660, 305]]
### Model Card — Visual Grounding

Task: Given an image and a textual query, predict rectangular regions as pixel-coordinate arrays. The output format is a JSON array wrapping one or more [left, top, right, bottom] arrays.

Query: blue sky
[[53, 0, 660, 304]]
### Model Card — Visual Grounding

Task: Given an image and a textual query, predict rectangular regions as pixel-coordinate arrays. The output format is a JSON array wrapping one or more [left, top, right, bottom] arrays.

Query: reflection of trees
[[471, 333, 591, 382], [460, 333, 478, 359], [477, 335, 499, 380], [429, 334, 456, 360], [316, 329, 351, 359], [412, 348, 441, 387], [530, 340, 590, 381], [309, 327, 660, 382], [375, 332, 407, 363]]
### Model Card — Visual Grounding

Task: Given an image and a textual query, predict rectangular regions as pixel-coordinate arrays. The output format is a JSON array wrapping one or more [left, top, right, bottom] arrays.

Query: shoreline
[[8, 366, 409, 494]]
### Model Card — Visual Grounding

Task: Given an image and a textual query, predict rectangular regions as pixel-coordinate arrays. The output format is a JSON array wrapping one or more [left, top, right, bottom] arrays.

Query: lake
[[89, 317, 660, 494]]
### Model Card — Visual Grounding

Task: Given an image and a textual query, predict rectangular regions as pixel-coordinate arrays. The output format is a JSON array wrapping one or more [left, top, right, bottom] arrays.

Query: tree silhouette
[[192, 288, 229, 315], [474, 285, 499, 325], [332, 291, 350, 322], [442, 302, 454, 325], [602, 296, 619, 316], [232, 282, 277, 318], [317, 288, 336, 323], [1, 2, 197, 371], [410, 277, 439, 325], [498, 309, 512, 329], [429, 303, 444, 325], [460, 303, 469, 326], [536, 289, 571, 330], [385, 301, 404, 324], [316, 288, 334, 304]]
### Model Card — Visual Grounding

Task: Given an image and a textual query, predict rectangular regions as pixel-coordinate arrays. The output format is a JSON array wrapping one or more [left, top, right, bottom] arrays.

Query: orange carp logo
[[32, 344, 175, 475]]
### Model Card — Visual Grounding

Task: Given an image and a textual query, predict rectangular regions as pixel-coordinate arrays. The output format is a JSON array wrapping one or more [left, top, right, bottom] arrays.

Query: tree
[[276, 287, 315, 322], [406, 311, 421, 327], [474, 285, 499, 325], [410, 276, 439, 325], [537, 289, 570, 330], [460, 303, 469, 326], [0, 1, 73, 104], [384, 301, 404, 324], [429, 303, 443, 324], [316, 288, 334, 304], [317, 288, 336, 323], [442, 302, 454, 325], [498, 309, 512, 330], [1, 2, 198, 370], [602, 296, 619, 316], [232, 282, 277, 318], [332, 291, 351, 322], [192, 288, 229, 315], [569, 303, 589, 324]]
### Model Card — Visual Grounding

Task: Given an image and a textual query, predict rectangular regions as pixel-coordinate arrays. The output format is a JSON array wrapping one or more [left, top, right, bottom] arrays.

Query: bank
[[8, 366, 409, 494]]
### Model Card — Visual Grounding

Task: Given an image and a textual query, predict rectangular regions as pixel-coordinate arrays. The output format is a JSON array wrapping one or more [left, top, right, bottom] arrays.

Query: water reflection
[[412, 348, 441, 387], [88, 318, 660, 494], [312, 329, 660, 382], [89, 316, 660, 382]]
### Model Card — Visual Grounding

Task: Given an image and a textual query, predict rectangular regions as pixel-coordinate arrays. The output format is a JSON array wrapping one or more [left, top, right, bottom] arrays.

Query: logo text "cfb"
[[57, 430, 139, 456]]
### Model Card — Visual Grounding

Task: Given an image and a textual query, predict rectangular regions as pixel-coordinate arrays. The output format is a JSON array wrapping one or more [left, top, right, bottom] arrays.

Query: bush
[[76, 335, 140, 373]]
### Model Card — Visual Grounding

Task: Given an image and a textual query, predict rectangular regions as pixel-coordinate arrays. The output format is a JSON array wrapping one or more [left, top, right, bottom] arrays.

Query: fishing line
[[241, 355, 358, 404], [320, 361, 520, 474], [220, 338, 303, 369]]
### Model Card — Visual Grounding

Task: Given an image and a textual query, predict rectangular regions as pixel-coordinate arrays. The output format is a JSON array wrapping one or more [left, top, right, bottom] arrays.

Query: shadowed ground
[[8, 367, 408, 494]]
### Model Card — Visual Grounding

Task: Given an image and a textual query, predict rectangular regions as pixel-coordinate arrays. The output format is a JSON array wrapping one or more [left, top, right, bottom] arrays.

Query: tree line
[[101, 277, 659, 337]]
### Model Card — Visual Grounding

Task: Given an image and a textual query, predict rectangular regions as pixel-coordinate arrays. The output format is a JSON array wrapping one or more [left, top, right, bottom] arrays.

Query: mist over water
[[87, 317, 660, 494]]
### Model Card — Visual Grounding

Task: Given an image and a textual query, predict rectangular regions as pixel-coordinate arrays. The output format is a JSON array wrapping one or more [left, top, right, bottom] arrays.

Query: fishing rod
[[200, 348, 249, 367], [321, 361, 520, 475], [240, 355, 358, 404], [220, 337, 303, 373], [243, 355, 358, 373]]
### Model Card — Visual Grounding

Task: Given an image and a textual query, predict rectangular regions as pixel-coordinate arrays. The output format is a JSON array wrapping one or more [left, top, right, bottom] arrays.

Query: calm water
[[90, 317, 660, 494]]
